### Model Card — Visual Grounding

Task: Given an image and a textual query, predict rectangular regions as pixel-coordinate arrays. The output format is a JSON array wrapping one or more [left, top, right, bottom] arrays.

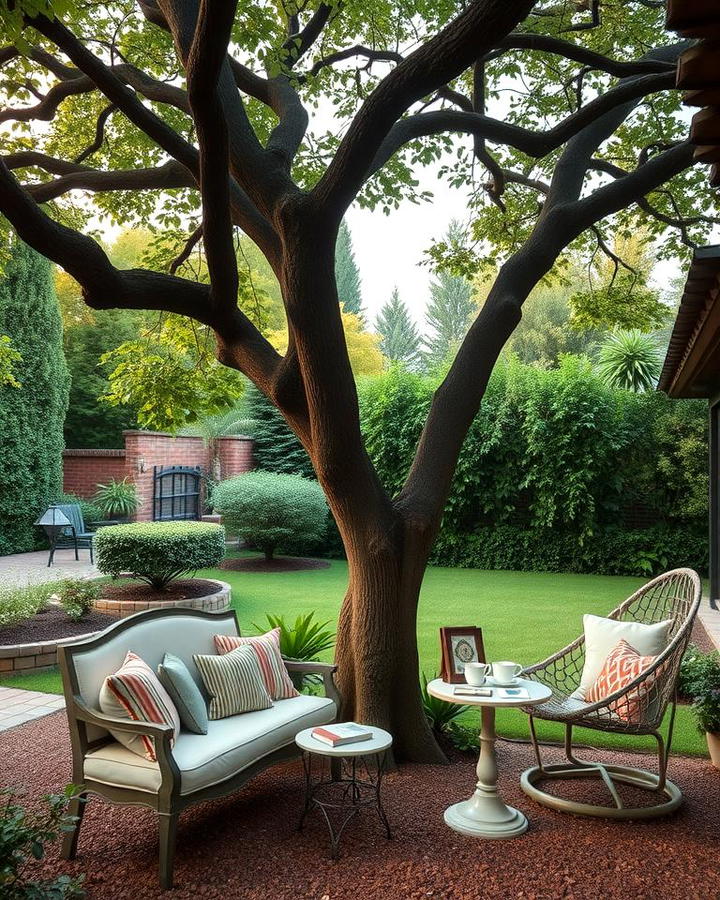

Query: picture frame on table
[[439, 626, 486, 684]]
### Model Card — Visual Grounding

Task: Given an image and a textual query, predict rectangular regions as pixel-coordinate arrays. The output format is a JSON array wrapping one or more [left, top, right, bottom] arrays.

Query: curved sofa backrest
[[64, 608, 239, 710]]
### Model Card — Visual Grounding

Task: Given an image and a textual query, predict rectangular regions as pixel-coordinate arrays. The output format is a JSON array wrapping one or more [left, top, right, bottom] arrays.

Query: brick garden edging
[[93, 578, 232, 619], [0, 579, 232, 674], [0, 632, 99, 675]]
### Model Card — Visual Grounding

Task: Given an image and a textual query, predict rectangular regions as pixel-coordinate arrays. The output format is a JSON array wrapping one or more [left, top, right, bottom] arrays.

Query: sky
[[346, 180, 470, 330]]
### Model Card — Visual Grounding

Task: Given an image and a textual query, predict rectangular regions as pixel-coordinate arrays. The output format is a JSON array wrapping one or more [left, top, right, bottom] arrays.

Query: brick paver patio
[[0, 686, 65, 730]]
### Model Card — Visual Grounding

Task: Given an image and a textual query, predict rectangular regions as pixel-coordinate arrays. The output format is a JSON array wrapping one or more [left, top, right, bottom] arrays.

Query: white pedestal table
[[427, 677, 552, 838]]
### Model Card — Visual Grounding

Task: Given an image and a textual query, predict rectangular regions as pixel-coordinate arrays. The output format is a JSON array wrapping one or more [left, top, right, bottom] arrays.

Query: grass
[[1, 558, 707, 756]]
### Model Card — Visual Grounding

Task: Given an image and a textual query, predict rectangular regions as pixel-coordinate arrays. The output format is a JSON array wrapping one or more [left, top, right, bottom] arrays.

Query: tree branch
[[283, 3, 335, 67], [186, 0, 240, 312], [74, 103, 116, 163], [369, 70, 676, 175], [22, 160, 194, 203], [494, 32, 678, 76], [399, 139, 696, 521], [312, 0, 536, 219]]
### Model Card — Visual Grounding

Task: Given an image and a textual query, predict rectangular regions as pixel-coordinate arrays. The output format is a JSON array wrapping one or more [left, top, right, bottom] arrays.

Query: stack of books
[[311, 722, 373, 747]]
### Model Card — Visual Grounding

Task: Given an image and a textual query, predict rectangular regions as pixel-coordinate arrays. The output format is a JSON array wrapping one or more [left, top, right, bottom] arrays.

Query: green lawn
[[2, 559, 707, 757]]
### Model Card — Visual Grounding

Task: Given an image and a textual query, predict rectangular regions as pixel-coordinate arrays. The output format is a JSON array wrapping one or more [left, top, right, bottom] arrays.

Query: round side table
[[295, 726, 393, 859], [427, 678, 553, 838]]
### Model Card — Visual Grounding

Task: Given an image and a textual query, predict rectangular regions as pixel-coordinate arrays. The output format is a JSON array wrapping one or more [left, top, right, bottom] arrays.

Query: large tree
[[0, 0, 717, 762]]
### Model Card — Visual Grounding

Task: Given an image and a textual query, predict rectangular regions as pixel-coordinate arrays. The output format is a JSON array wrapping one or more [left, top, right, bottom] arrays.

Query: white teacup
[[492, 661, 523, 684], [464, 662, 491, 686]]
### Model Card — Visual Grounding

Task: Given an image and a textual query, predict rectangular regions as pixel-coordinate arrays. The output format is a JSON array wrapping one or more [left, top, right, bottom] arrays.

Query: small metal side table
[[294, 726, 393, 859]]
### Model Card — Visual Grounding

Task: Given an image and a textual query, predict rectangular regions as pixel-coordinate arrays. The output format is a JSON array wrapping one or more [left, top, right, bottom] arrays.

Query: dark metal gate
[[152, 466, 202, 521]]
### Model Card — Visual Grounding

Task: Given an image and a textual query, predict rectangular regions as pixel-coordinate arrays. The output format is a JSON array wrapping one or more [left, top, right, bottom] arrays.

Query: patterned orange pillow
[[586, 639, 662, 723], [214, 628, 298, 700]]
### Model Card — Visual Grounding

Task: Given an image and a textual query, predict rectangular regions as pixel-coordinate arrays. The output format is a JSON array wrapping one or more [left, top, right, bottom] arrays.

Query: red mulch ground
[[2, 711, 719, 899], [101, 579, 221, 603], [219, 556, 331, 573]]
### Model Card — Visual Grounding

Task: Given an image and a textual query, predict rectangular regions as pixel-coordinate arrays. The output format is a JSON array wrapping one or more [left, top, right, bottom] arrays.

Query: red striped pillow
[[586, 639, 662, 723], [99, 651, 181, 761], [214, 628, 298, 700]]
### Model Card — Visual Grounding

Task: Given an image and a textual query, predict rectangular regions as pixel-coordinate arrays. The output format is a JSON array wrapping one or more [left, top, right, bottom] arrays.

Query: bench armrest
[[282, 660, 341, 710], [71, 697, 180, 786]]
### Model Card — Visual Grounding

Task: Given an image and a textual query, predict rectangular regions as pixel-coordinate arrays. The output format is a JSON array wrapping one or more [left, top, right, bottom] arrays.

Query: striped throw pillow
[[194, 645, 273, 720], [214, 628, 298, 700], [586, 639, 663, 723], [99, 650, 181, 762]]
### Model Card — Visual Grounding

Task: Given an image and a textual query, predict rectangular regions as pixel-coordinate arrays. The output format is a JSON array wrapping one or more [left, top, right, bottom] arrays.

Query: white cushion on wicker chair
[[84, 694, 336, 795], [575, 614, 672, 700]]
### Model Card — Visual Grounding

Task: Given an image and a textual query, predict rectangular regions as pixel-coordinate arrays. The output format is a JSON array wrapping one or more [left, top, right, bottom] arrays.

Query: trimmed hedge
[[95, 521, 225, 589], [430, 524, 707, 577], [0, 243, 70, 554], [212, 471, 327, 560]]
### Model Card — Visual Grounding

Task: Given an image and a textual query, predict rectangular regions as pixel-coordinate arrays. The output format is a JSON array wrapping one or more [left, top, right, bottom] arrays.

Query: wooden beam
[[690, 107, 720, 145], [667, 0, 720, 39], [677, 42, 720, 89]]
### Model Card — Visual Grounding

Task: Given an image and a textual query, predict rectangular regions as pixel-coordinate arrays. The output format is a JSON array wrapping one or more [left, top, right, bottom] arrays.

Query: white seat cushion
[[84, 694, 336, 796]]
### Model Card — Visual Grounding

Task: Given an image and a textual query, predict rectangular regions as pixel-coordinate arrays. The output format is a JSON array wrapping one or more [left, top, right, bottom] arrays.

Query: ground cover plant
[[94, 522, 225, 590], [3, 561, 706, 757], [0, 582, 62, 628], [0, 0, 716, 762]]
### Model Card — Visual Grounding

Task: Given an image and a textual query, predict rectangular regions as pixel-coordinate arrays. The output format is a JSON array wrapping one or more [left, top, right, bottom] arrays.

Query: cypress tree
[[0, 242, 70, 553], [423, 221, 475, 368], [334, 220, 363, 316], [375, 287, 421, 369]]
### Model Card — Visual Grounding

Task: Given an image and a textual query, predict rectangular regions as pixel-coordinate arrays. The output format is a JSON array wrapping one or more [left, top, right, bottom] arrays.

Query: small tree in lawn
[[212, 472, 327, 561]]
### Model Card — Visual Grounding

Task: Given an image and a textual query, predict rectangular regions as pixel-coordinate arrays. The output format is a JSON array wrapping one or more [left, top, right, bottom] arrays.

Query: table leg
[[444, 706, 528, 838]]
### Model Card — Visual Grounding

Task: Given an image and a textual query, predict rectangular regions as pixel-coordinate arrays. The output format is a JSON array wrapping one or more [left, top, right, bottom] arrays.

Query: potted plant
[[689, 654, 720, 768], [94, 478, 140, 523]]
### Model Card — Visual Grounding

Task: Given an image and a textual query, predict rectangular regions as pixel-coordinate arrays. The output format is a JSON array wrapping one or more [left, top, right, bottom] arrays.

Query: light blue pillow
[[157, 653, 208, 735]]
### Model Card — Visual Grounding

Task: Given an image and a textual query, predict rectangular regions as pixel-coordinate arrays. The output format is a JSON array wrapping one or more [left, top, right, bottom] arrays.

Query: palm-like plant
[[254, 612, 336, 661], [421, 671, 469, 732], [595, 330, 662, 392]]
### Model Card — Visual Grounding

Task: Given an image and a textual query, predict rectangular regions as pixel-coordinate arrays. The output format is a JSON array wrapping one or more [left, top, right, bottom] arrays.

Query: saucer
[[490, 677, 520, 687]]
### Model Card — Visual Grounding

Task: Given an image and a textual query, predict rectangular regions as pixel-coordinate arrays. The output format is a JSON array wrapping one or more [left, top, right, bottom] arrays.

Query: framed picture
[[439, 627, 486, 684]]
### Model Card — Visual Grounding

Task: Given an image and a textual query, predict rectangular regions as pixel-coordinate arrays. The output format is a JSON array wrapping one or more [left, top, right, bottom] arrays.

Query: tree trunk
[[333, 512, 446, 764]]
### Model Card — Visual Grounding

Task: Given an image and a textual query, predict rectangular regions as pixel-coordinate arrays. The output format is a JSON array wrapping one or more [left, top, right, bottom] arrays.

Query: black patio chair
[[49, 503, 96, 566]]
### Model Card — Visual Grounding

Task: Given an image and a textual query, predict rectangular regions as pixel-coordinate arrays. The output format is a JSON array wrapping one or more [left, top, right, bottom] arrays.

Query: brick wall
[[62, 449, 127, 499], [62, 432, 254, 521]]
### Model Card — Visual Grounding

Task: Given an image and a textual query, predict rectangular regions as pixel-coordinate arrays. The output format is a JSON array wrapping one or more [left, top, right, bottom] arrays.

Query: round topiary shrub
[[212, 471, 328, 560], [94, 521, 225, 590]]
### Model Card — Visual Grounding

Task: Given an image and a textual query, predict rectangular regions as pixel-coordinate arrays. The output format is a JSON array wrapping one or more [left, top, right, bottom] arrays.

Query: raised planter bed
[[93, 577, 231, 619], [0, 607, 119, 675], [0, 579, 232, 674]]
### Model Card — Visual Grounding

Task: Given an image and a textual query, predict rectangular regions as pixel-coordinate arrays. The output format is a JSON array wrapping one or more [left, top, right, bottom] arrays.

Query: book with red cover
[[311, 722, 373, 747]]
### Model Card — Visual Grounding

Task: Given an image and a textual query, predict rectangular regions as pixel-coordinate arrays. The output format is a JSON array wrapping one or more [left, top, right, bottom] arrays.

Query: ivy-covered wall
[[0, 243, 70, 554]]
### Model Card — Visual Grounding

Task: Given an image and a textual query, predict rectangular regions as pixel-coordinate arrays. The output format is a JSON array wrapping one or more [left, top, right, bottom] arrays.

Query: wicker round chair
[[520, 568, 701, 819]]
